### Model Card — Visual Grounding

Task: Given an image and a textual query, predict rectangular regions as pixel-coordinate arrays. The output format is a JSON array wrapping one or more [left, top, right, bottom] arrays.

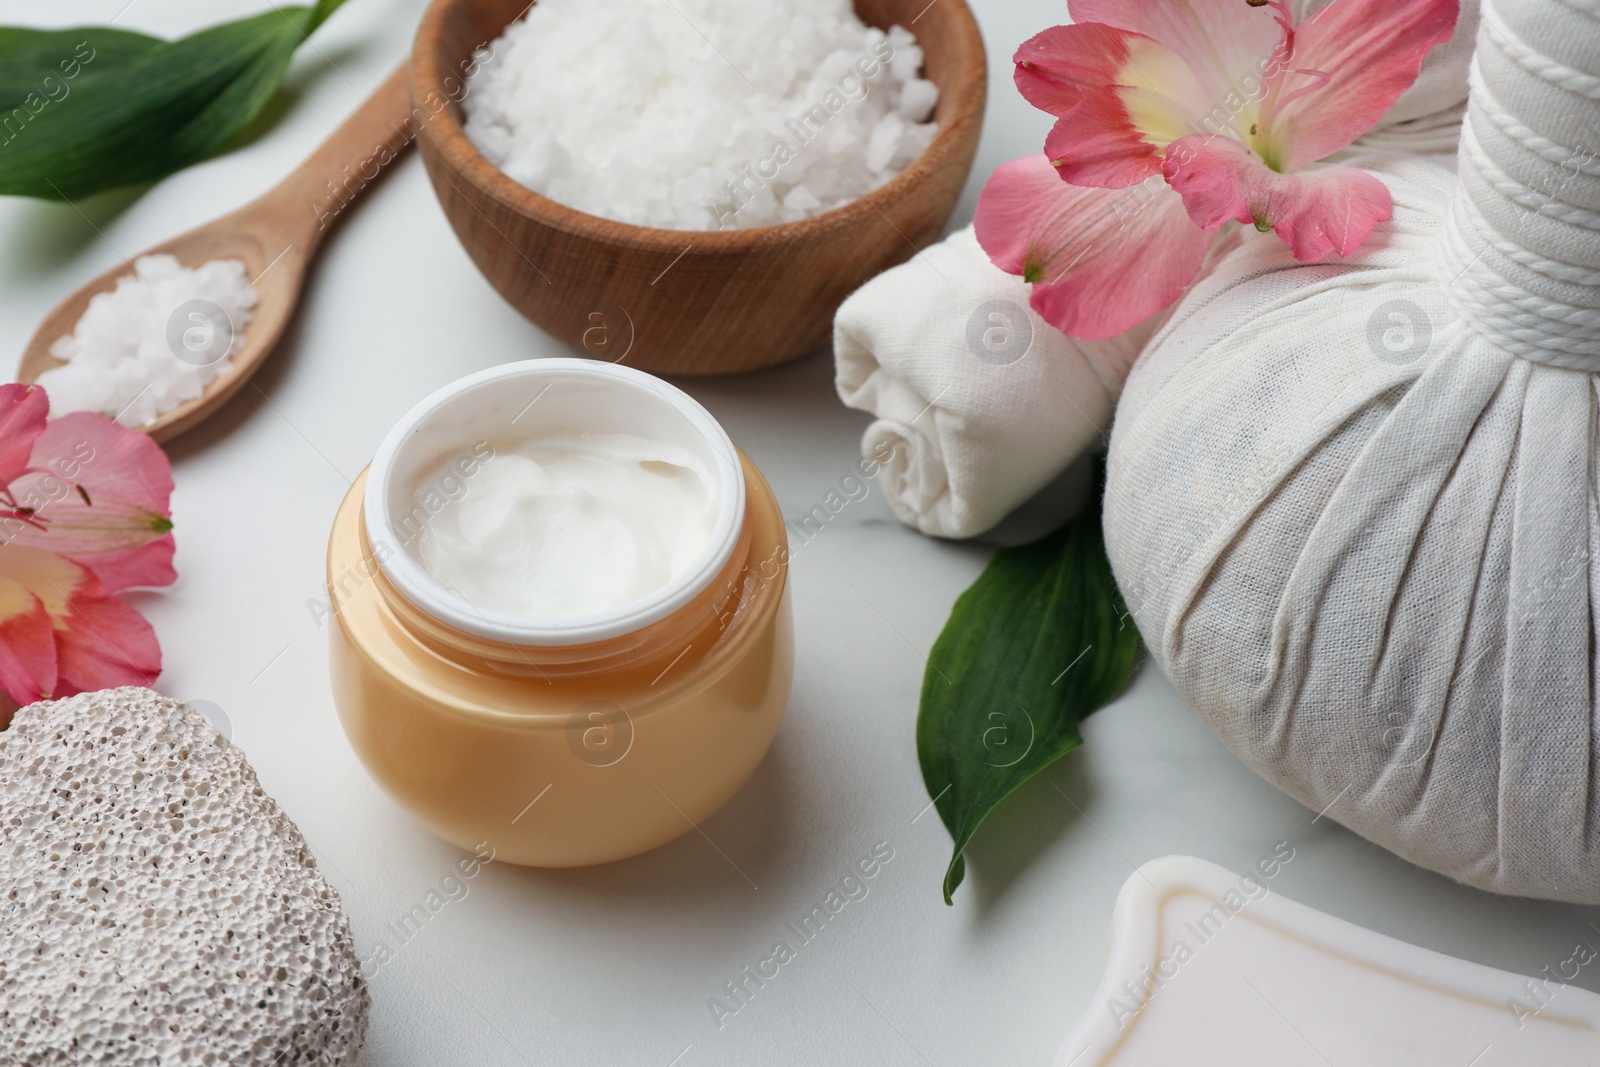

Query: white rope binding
[[1437, 0, 1600, 371]]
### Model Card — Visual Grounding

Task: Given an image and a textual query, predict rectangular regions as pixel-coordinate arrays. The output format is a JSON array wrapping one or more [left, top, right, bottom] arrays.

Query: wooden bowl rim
[[411, 0, 987, 253]]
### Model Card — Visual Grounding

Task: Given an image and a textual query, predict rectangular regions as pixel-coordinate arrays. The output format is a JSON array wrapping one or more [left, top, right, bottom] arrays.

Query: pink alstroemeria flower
[[0, 545, 161, 715], [976, 155, 1214, 340], [977, 0, 1458, 339], [0, 383, 173, 719]]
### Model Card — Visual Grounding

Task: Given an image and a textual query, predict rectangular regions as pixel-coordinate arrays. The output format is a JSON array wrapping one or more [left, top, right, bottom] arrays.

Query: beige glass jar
[[326, 359, 792, 867]]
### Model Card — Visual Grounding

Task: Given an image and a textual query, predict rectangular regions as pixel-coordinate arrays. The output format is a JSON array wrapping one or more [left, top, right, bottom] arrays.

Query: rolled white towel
[[834, 225, 1155, 539]]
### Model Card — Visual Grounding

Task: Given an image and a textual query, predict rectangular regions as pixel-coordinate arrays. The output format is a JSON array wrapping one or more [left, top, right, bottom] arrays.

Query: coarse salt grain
[[37, 254, 259, 428], [461, 0, 940, 231]]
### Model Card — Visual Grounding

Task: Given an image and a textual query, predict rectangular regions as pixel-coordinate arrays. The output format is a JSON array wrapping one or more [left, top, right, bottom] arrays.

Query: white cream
[[414, 432, 716, 619]]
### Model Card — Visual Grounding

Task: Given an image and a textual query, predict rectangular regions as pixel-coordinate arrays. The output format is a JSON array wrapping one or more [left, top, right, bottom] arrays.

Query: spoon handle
[[249, 60, 417, 249]]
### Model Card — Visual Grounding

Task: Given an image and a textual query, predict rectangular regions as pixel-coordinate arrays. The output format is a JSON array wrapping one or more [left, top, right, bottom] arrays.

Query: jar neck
[[358, 492, 758, 683]]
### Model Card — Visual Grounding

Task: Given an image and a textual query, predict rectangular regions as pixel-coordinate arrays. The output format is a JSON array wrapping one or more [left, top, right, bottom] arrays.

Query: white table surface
[[3, 2, 1596, 1064]]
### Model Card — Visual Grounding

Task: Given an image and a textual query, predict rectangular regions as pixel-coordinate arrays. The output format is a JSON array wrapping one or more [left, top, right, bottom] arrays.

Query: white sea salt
[[461, 0, 941, 231], [37, 254, 258, 428]]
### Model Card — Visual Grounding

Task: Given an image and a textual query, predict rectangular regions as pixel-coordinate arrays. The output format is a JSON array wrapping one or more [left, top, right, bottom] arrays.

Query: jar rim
[[363, 358, 746, 646]]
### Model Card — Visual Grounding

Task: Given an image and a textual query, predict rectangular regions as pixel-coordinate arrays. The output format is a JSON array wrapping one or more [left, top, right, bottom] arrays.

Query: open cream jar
[[326, 359, 792, 866]]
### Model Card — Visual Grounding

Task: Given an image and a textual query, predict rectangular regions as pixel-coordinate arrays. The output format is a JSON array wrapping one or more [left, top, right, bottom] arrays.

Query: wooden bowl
[[411, 0, 986, 376]]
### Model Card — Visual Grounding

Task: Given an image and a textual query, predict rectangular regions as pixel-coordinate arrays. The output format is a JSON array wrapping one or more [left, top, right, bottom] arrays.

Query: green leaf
[[0, 29, 163, 110], [0, 0, 350, 200], [917, 458, 1141, 904]]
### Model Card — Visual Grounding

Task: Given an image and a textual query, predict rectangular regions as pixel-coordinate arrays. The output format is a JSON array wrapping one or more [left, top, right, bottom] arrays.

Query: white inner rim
[[364, 358, 745, 646]]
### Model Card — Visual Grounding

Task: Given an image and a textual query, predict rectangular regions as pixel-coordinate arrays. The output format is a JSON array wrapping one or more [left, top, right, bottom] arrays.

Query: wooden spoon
[[18, 61, 416, 444]]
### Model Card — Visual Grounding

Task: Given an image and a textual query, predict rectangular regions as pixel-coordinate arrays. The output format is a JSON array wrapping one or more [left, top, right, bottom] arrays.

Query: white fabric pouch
[[1106, 0, 1600, 901]]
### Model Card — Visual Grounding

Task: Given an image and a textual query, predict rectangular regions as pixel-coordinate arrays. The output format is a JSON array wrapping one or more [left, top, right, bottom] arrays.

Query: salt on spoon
[[37, 255, 259, 429], [17, 62, 415, 443]]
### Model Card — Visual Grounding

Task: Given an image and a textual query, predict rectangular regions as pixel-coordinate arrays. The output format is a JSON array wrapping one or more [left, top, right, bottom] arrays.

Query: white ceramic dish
[[1059, 856, 1600, 1066]]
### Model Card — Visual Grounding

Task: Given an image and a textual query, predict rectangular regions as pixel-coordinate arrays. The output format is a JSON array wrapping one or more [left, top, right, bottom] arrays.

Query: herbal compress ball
[[0, 688, 368, 1065], [1106, 0, 1600, 906]]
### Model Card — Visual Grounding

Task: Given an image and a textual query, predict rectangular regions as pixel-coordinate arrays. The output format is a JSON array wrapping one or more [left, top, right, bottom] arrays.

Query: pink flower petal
[[1014, 23, 1138, 116], [975, 154, 1213, 340], [1034, 29, 1250, 190], [1069, 0, 1286, 108], [0, 384, 48, 486], [35, 534, 176, 595], [1163, 134, 1391, 261], [1263, 0, 1458, 170], [7, 409, 176, 592], [54, 587, 161, 697], [33, 411, 175, 514], [0, 546, 82, 704], [0, 544, 160, 701], [1044, 89, 1165, 189], [0, 571, 57, 708]]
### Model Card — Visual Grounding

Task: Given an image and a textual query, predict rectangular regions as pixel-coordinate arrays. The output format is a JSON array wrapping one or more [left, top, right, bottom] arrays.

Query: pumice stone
[[0, 688, 368, 1065]]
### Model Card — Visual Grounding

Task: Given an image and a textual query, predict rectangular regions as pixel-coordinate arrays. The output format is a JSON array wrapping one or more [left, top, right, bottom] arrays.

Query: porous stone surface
[[0, 688, 368, 1065]]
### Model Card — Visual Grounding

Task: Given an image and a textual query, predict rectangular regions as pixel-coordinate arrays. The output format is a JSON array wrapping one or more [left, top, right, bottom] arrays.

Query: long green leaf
[[0, 0, 349, 200], [0, 29, 163, 110], [917, 459, 1140, 904]]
